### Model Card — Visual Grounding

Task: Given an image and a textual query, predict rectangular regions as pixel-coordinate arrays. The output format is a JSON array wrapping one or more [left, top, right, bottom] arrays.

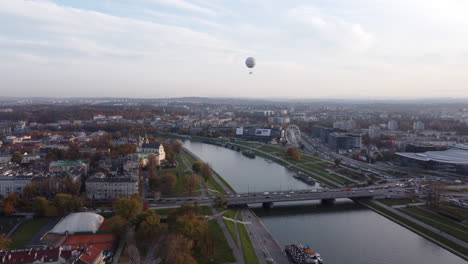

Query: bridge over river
[[149, 187, 415, 209]]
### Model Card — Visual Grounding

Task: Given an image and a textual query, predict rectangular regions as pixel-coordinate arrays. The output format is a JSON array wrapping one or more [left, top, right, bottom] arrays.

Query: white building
[[86, 175, 138, 200], [0, 155, 11, 165], [140, 143, 166, 162], [368, 125, 381, 139], [0, 176, 32, 197], [50, 212, 104, 234], [413, 121, 425, 130], [388, 120, 399, 130]]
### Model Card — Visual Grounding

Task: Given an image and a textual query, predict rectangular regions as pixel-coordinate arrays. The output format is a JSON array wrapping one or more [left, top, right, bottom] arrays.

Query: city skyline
[[2, 0, 468, 98]]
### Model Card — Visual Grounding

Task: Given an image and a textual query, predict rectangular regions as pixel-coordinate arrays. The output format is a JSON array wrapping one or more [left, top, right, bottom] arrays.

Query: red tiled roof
[[0, 247, 74, 264], [63, 234, 116, 264]]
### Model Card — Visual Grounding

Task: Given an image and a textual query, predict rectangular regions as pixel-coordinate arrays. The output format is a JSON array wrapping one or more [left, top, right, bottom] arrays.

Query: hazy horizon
[[2, 0, 468, 98]]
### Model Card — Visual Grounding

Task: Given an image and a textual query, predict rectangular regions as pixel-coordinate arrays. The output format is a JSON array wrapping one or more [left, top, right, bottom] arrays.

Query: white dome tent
[[50, 212, 104, 235]]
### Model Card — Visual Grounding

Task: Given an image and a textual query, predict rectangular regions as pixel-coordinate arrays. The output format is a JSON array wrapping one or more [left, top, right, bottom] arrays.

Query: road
[[148, 186, 413, 208]]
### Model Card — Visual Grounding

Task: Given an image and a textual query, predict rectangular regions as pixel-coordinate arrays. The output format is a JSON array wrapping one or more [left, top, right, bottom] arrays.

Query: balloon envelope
[[245, 57, 256, 68]]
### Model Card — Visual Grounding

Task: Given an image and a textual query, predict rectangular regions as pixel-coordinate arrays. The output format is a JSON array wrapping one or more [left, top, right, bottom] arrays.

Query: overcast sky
[[1, 0, 468, 99]]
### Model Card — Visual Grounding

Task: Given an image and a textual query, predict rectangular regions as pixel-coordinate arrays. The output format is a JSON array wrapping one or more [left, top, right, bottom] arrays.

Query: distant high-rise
[[368, 125, 381, 138], [388, 120, 399, 130], [413, 121, 425, 130]]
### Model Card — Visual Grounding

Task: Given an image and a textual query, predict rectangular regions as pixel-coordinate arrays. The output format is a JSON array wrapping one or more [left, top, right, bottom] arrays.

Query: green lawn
[[237, 213, 260, 264], [223, 210, 238, 245], [379, 198, 415, 206], [9, 218, 50, 249], [206, 176, 227, 194]]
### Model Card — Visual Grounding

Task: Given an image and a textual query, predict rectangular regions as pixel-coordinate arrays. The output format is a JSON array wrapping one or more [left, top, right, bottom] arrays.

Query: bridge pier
[[321, 198, 335, 206], [262, 202, 273, 209]]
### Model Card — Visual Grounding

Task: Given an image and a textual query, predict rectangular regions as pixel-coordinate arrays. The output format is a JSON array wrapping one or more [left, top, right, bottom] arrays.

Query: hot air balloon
[[245, 57, 256, 74]]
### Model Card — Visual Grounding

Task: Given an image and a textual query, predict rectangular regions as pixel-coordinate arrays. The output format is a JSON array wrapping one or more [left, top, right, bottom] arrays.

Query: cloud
[[150, 0, 217, 16], [0, 0, 245, 61], [143, 9, 223, 29], [287, 6, 373, 52]]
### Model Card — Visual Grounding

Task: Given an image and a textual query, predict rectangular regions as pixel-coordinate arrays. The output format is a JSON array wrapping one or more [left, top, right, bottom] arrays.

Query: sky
[[1, 0, 468, 99]]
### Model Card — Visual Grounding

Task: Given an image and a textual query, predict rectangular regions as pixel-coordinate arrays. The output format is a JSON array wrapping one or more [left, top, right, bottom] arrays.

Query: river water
[[184, 141, 465, 264]]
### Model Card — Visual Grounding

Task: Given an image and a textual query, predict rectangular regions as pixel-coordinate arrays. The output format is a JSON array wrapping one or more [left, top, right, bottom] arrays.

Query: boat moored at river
[[285, 243, 324, 264]]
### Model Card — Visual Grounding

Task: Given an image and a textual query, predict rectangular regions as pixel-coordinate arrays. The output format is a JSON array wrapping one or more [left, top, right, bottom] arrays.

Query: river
[[183, 140, 465, 264]]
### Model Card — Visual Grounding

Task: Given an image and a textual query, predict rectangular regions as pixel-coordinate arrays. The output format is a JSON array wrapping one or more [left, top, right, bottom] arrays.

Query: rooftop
[[396, 149, 468, 165]]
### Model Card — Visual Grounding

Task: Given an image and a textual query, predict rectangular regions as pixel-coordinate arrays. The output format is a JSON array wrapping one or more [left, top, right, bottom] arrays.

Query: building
[[368, 125, 381, 139], [333, 120, 356, 130], [0, 154, 11, 165], [86, 175, 138, 200], [0, 247, 86, 264], [396, 148, 468, 174], [0, 176, 32, 197], [253, 110, 274, 117], [0, 123, 11, 134], [235, 127, 283, 142], [311, 126, 343, 143], [328, 133, 362, 153], [50, 212, 104, 235], [21, 154, 41, 164], [140, 143, 166, 161], [388, 120, 399, 130], [405, 143, 439, 153], [268, 116, 291, 124], [413, 121, 425, 130], [49, 160, 87, 175]]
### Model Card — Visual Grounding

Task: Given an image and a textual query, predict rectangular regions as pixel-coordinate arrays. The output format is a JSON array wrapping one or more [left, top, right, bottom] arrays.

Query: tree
[[11, 151, 23, 164], [159, 173, 177, 195], [3, 201, 16, 214], [214, 194, 228, 209], [54, 193, 83, 215], [147, 154, 159, 179], [164, 146, 175, 162], [113, 195, 143, 221], [64, 176, 81, 196], [171, 140, 183, 153], [185, 174, 200, 196], [107, 216, 130, 238], [0, 234, 11, 250], [33, 196, 57, 217], [192, 161, 204, 173], [2, 193, 20, 214], [334, 158, 342, 167], [285, 147, 301, 160], [134, 210, 159, 229], [161, 234, 197, 264], [200, 163, 212, 182], [136, 215, 162, 246], [23, 183, 38, 200], [426, 181, 446, 208], [148, 174, 158, 192]]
